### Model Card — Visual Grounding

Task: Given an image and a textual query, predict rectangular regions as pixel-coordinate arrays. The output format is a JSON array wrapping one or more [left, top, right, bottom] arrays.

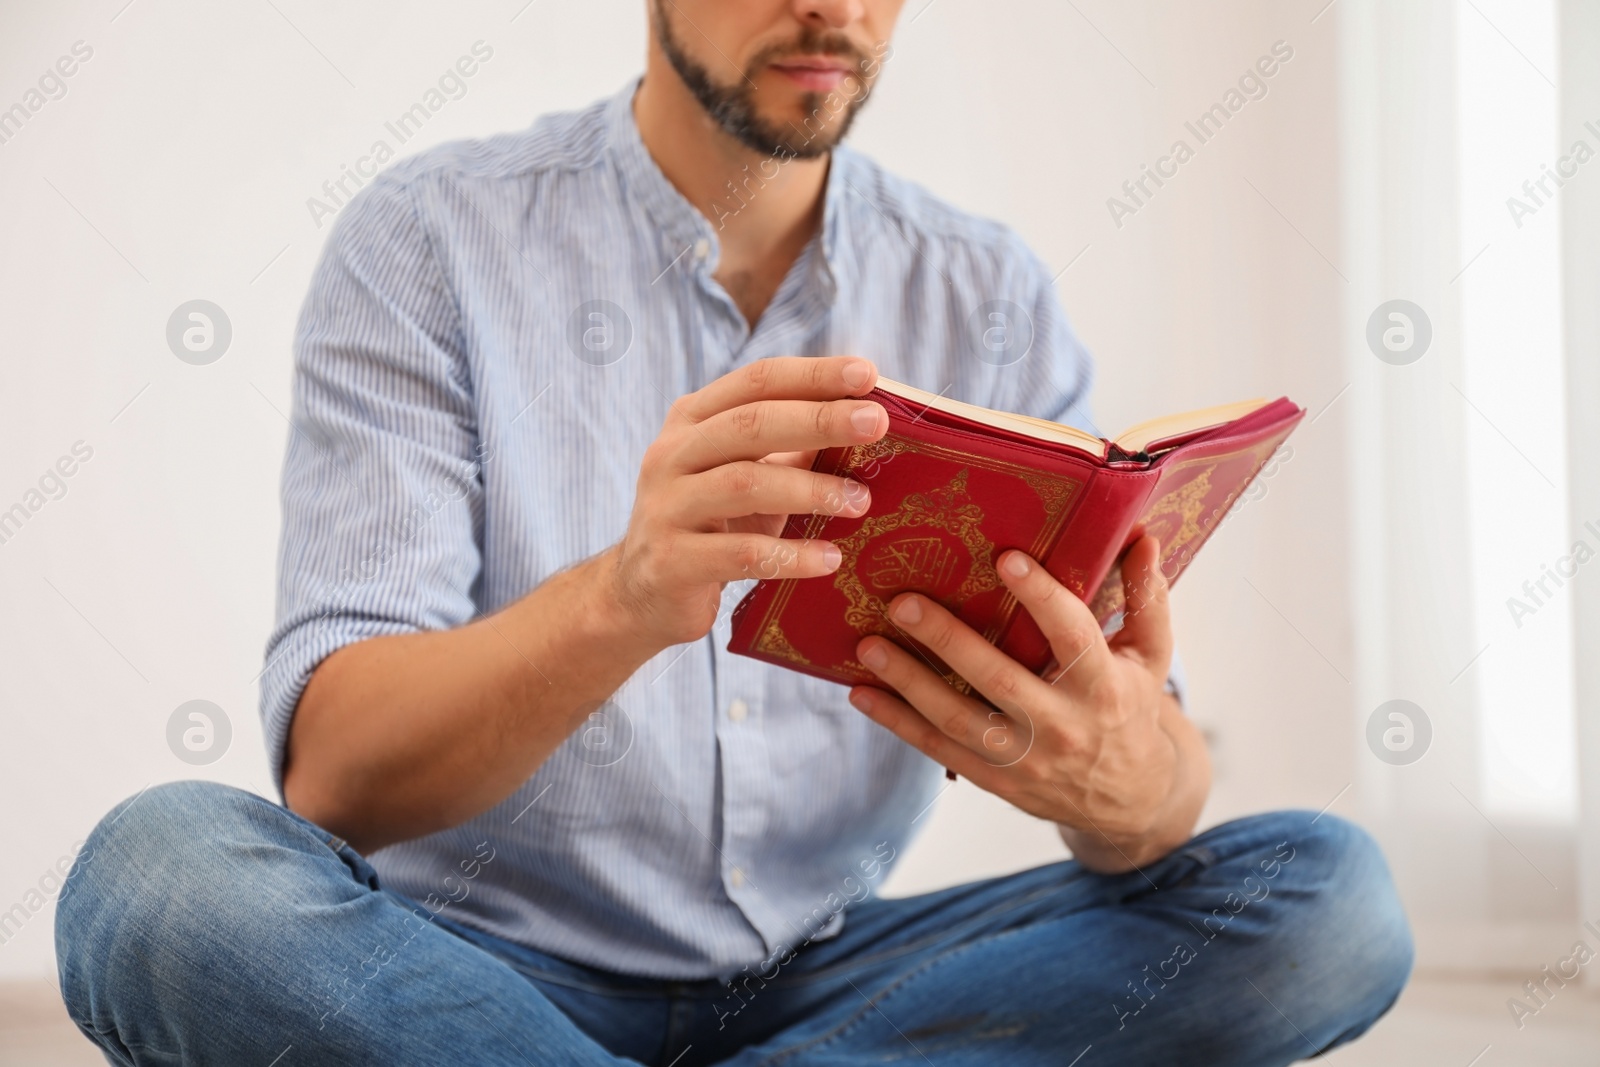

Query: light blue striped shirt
[[263, 81, 1102, 979]]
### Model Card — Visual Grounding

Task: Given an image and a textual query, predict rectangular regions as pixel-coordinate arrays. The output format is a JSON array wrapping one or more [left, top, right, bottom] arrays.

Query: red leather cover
[[727, 388, 1303, 687]]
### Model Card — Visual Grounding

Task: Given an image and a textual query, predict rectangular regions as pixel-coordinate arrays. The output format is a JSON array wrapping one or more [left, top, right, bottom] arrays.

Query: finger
[[1108, 535, 1173, 678], [994, 551, 1115, 691], [875, 593, 1055, 717], [671, 462, 870, 525], [848, 685, 1012, 789], [855, 629, 1044, 769], [677, 356, 878, 423], [675, 532, 844, 583], [856, 633, 996, 749], [672, 398, 887, 472]]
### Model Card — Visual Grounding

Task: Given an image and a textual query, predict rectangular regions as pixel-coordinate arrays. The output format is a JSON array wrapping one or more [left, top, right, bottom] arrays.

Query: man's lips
[[767, 57, 858, 92]]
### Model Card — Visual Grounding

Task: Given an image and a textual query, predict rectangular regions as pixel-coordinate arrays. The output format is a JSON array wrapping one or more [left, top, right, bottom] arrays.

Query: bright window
[[1457, 0, 1577, 820]]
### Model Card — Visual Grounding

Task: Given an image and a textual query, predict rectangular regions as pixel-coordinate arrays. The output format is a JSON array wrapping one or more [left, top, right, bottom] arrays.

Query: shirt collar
[[605, 79, 846, 303]]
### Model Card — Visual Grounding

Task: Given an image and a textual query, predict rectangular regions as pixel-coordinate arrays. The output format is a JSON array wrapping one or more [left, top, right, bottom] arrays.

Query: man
[[57, 1, 1411, 1063]]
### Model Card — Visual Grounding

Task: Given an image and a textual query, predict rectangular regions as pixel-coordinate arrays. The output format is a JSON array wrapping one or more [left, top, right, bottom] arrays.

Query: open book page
[[878, 378, 1269, 458], [876, 378, 1105, 454], [1113, 398, 1271, 454]]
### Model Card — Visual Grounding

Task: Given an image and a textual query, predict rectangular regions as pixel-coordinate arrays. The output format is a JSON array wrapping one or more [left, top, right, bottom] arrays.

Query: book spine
[[996, 466, 1162, 668]]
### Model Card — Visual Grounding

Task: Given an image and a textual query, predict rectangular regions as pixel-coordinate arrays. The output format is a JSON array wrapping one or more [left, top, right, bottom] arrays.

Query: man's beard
[[652, 1, 877, 160]]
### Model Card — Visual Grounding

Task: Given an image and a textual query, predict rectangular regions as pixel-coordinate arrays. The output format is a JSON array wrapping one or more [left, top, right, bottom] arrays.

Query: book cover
[[726, 385, 1304, 689]]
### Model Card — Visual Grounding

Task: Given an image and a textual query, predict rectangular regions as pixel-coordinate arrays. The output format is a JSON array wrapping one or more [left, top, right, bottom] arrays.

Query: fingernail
[[850, 404, 882, 436], [1002, 552, 1030, 579], [892, 596, 922, 625], [848, 689, 876, 714], [841, 360, 872, 391], [821, 543, 842, 570], [860, 643, 888, 671]]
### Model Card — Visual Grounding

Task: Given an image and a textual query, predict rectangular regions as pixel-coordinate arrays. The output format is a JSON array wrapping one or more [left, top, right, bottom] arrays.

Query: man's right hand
[[604, 356, 887, 649]]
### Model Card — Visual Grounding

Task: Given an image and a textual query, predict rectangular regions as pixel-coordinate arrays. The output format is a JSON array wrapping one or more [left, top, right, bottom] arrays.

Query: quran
[[727, 380, 1304, 687]]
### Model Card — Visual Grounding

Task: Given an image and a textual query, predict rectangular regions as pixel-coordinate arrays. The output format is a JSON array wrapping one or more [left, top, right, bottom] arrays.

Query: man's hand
[[847, 536, 1210, 872], [289, 354, 888, 852], [604, 355, 887, 649]]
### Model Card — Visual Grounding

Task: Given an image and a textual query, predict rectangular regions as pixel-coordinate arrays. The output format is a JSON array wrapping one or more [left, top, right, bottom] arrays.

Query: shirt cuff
[[1163, 647, 1188, 710]]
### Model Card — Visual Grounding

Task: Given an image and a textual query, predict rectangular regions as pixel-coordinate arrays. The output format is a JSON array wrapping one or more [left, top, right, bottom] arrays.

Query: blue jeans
[[56, 782, 1410, 1066]]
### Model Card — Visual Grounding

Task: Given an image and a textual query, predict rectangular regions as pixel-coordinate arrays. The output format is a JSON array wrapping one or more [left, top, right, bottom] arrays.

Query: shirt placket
[[663, 224, 780, 948], [680, 211, 840, 953], [710, 580, 782, 942]]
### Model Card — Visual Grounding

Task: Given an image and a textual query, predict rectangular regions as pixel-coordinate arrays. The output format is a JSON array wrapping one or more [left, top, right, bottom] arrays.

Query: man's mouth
[[767, 55, 858, 93]]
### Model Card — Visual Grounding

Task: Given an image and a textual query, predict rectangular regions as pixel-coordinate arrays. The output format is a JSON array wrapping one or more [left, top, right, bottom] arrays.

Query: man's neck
[[633, 58, 829, 327]]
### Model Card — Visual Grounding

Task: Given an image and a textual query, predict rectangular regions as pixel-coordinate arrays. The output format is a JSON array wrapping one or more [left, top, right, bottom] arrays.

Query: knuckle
[[1064, 623, 1096, 655], [940, 708, 970, 738], [1086, 675, 1126, 720], [731, 405, 763, 440], [811, 402, 835, 438], [984, 667, 1022, 704], [807, 358, 829, 391], [1016, 752, 1050, 784], [1036, 714, 1073, 752], [916, 726, 951, 759], [735, 538, 765, 572], [811, 474, 841, 513], [639, 440, 671, 478], [723, 462, 760, 497], [639, 534, 675, 579], [898, 717, 931, 749], [990, 780, 1027, 809], [744, 360, 774, 395], [666, 390, 699, 424], [923, 617, 957, 650], [1141, 563, 1170, 596]]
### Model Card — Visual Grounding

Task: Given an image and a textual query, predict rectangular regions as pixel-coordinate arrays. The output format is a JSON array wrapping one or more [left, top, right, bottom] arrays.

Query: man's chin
[[743, 104, 852, 158]]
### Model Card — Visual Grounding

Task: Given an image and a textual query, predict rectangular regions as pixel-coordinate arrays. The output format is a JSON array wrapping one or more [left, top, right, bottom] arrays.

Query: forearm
[[1058, 693, 1211, 873], [280, 359, 882, 853], [283, 548, 655, 852]]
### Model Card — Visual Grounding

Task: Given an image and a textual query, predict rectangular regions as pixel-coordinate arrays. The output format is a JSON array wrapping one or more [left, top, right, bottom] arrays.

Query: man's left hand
[[848, 535, 1209, 872]]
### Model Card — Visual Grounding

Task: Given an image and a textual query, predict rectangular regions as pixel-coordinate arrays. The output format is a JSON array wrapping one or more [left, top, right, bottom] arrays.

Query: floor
[[3, 974, 1596, 1065], [1318, 974, 1600, 1066], [0, 979, 103, 1067]]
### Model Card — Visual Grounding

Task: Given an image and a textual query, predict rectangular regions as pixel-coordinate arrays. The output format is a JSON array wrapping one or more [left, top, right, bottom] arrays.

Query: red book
[[727, 380, 1304, 688]]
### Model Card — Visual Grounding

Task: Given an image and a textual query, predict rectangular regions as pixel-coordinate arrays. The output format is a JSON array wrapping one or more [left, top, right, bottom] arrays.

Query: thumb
[[1109, 535, 1173, 678]]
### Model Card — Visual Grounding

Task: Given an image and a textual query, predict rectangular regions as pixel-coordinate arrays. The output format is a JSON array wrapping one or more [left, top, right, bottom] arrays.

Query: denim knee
[[1320, 815, 1411, 976], [1262, 811, 1413, 1030], [54, 781, 311, 1025]]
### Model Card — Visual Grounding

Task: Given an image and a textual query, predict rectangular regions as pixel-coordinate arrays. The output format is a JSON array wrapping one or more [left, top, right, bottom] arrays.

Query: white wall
[[0, 0, 1381, 982]]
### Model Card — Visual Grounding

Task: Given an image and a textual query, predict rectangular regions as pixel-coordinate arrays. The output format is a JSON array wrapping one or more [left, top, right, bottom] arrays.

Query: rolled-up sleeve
[[259, 173, 483, 790]]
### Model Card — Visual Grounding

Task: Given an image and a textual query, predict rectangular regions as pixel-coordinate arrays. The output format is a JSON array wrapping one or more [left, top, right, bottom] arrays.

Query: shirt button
[[693, 238, 711, 260], [727, 698, 749, 722], [730, 867, 747, 888]]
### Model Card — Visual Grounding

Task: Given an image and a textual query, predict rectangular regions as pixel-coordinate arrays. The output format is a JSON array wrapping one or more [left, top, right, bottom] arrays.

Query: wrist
[[496, 547, 664, 680], [578, 546, 670, 665]]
